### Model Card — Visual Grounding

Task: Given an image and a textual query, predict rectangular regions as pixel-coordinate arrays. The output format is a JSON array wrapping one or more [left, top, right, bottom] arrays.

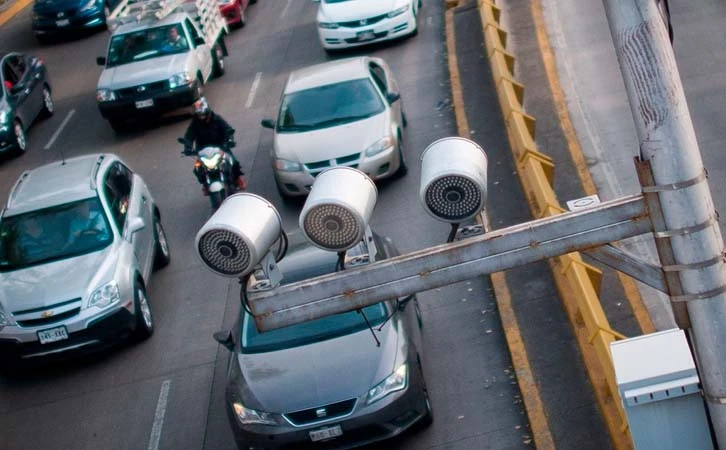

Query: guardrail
[[477, 1, 634, 448]]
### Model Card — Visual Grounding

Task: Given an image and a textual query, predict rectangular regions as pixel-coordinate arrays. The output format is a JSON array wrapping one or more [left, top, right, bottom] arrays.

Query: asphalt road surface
[[0, 2, 532, 449]]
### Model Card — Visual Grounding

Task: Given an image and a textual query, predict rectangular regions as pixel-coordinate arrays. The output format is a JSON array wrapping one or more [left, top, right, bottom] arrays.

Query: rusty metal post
[[602, 0, 726, 444]]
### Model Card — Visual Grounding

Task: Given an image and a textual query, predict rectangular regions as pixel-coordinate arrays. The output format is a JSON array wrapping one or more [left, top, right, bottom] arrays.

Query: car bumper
[[0, 305, 136, 366], [227, 376, 428, 450], [32, 9, 105, 34], [318, 10, 416, 49], [98, 82, 200, 121], [219, 3, 242, 25], [275, 145, 400, 197]]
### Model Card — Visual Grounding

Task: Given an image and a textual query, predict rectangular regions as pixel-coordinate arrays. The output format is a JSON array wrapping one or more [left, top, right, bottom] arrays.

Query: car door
[[2, 55, 33, 127], [185, 19, 212, 81], [18, 54, 44, 119]]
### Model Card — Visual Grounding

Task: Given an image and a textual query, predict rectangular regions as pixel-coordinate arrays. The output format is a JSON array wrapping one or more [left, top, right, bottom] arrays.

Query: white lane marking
[[43, 109, 75, 150], [245, 72, 262, 109], [280, 0, 292, 18], [147, 379, 172, 450], [427, 16, 433, 26]]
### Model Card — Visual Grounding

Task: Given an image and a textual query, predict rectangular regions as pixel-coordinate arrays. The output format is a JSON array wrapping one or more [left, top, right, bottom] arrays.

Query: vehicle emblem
[[359, 18, 367, 26], [315, 408, 327, 418], [57, 12, 64, 17], [137, 85, 146, 92], [41, 310, 54, 318]]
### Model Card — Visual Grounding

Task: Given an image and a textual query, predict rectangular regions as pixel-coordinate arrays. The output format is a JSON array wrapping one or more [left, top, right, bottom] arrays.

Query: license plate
[[38, 326, 69, 344], [309, 425, 343, 442], [135, 99, 154, 109], [357, 31, 375, 42], [56, 19, 70, 26]]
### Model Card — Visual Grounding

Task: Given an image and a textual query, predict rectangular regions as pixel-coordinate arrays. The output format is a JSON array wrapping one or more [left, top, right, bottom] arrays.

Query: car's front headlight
[[388, 4, 410, 18], [80, 0, 98, 12], [96, 88, 116, 102], [0, 111, 8, 132], [318, 21, 339, 29], [274, 158, 303, 172], [168, 71, 192, 89], [0, 308, 16, 330], [366, 363, 408, 405], [365, 135, 395, 157], [232, 401, 278, 425], [89, 281, 120, 309]]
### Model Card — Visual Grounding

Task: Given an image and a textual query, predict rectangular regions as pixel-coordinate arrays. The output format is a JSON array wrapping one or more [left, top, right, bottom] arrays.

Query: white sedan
[[315, 0, 421, 51], [261, 56, 408, 199]]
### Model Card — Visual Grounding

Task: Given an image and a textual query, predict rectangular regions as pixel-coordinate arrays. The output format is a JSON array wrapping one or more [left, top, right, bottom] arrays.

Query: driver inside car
[[66, 201, 110, 247]]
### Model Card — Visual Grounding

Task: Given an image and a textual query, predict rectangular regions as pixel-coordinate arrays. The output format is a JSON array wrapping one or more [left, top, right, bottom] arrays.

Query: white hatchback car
[[261, 56, 408, 199], [315, 0, 421, 51]]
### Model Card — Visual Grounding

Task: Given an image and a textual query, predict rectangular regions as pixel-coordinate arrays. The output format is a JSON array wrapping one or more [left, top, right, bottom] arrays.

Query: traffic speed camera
[[195, 193, 283, 277], [300, 167, 377, 252], [419, 137, 488, 223]]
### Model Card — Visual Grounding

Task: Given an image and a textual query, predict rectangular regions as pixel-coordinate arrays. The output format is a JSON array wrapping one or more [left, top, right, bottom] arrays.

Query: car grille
[[13, 298, 82, 328], [116, 81, 169, 100], [283, 398, 357, 426], [337, 13, 387, 28], [304, 153, 361, 177]]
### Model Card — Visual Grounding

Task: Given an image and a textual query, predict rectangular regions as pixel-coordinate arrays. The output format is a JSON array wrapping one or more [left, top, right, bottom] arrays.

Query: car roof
[[285, 57, 372, 94], [3, 154, 112, 217], [113, 12, 188, 34]]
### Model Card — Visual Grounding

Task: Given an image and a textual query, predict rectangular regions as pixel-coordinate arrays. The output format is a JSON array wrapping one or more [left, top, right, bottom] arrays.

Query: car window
[[0, 197, 113, 271], [184, 20, 200, 47], [106, 25, 189, 67], [277, 78, 385, 132], [2, 56, 21, 88], [369, 63, 387, 95], [103, 162, 133, 233]]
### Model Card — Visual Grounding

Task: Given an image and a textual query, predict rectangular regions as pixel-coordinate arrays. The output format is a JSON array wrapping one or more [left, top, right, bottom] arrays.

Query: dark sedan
[[214, 229, 433, 450], [31, 0, 114, 43], [1, 52, 54, 157]]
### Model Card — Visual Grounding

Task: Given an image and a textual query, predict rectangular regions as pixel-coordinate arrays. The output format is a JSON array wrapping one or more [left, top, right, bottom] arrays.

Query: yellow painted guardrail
[[477, 1, 634, 448]]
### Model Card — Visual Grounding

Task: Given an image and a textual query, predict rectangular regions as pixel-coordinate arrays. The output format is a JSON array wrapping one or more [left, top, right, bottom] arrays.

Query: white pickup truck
[[95, 0, 228, 131]]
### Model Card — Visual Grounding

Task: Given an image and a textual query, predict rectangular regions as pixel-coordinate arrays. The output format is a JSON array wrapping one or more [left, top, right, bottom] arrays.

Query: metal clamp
[[661, 253, 726, 272], [653, 214, 717, 238], [670, 284, 726, 303], [641, 168, 707, 193]]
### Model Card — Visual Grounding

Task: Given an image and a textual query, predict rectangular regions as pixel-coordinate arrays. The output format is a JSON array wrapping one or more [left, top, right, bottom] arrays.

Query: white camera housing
[[419, 137, 488, 223], [195, 193, 283, 277], [300, 167, 377, 252]]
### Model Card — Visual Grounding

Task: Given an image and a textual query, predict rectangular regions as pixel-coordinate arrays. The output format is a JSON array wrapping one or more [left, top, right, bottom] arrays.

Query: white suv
[[0, 153, 171, 367]]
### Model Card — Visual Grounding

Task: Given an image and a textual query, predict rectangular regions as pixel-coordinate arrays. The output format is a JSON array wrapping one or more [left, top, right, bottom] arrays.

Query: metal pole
[[601, 0, 726, 444]]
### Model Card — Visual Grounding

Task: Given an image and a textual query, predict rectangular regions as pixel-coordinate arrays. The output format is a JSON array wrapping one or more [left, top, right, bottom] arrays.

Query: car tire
[[153, 214, 171, 270], [209, 190, 224, 210], [238, 6, 247, 27], [133, 281, 154, 340], [108, 118, 129, 134], [416, 355, 434, 429], [12, 119, 27, 156], [212, 43, 226, 78], [402, 110, 408, 128], [394, 132, 408, 178], [35, 34, 50, 45], [40, 84, 54, 119]]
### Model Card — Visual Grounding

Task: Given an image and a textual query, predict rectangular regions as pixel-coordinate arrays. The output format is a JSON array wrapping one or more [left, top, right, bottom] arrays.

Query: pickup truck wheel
[[212, 44, 225, 78]]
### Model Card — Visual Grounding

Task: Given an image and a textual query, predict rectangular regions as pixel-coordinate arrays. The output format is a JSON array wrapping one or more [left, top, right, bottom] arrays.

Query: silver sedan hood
[[239, 322, 400, 413], [274, 113, 389, 163], [0, 246, 116, 314], [97, 53, 188, 90]]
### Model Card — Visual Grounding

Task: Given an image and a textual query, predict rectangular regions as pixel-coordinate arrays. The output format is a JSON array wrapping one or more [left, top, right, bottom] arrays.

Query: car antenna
[[337, 251, 381, 347]]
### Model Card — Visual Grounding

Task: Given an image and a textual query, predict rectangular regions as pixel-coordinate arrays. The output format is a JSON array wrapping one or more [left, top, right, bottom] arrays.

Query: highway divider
[[477, 1, 634, 448]]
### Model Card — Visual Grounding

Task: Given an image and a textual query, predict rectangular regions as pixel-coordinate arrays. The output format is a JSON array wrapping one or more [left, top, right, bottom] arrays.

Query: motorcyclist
[[183, 97, 247, 194]]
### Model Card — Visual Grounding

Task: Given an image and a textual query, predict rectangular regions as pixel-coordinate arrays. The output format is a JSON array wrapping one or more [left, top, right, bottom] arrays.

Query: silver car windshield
[[277, 78, 385, 132], [0, 197, 113, 271], [106, 24, 189, 68]]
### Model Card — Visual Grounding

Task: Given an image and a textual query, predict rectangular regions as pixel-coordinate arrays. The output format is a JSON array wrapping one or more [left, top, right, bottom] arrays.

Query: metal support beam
[[584, 244, 667, 293], [249, 194, 651, 331]]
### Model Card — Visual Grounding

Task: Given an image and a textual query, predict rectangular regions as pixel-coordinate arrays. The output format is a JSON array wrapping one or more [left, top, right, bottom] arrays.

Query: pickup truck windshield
[[107, 24, 190, 67]]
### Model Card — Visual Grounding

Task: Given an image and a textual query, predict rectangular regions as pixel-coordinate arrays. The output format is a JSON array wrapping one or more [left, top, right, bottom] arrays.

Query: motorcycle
[[178, 137, 238, 210]]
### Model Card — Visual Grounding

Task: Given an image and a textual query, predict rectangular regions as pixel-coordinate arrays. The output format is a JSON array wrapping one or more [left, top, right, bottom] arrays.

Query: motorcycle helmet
[[193, 97, 211, 120]]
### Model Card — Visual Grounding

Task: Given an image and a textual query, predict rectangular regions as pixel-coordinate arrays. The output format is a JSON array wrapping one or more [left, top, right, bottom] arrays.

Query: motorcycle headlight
[[96, 88, 116, 102], [364, 135, 395, 157], [168, 71, 192, 89], [274, 158, 303, 172], [89, 281, 120, 309], [80, 0, 98, 12], [318, 21, 339, 29], [200, 153, 222, 169], [232, 401, 278, 426], [387, 4, 410, 18], [366, 363, 408, 405]]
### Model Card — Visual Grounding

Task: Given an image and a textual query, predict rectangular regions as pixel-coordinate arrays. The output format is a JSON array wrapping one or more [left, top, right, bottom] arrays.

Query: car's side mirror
[[386, 92, 401, 104], [260, 119, 276, 129], [213, 330, 234, 351], [194, 36, 205, 47], [96, 56, 106, 66], [127, 216, 145, 236], [397, 294, 415, 311]]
